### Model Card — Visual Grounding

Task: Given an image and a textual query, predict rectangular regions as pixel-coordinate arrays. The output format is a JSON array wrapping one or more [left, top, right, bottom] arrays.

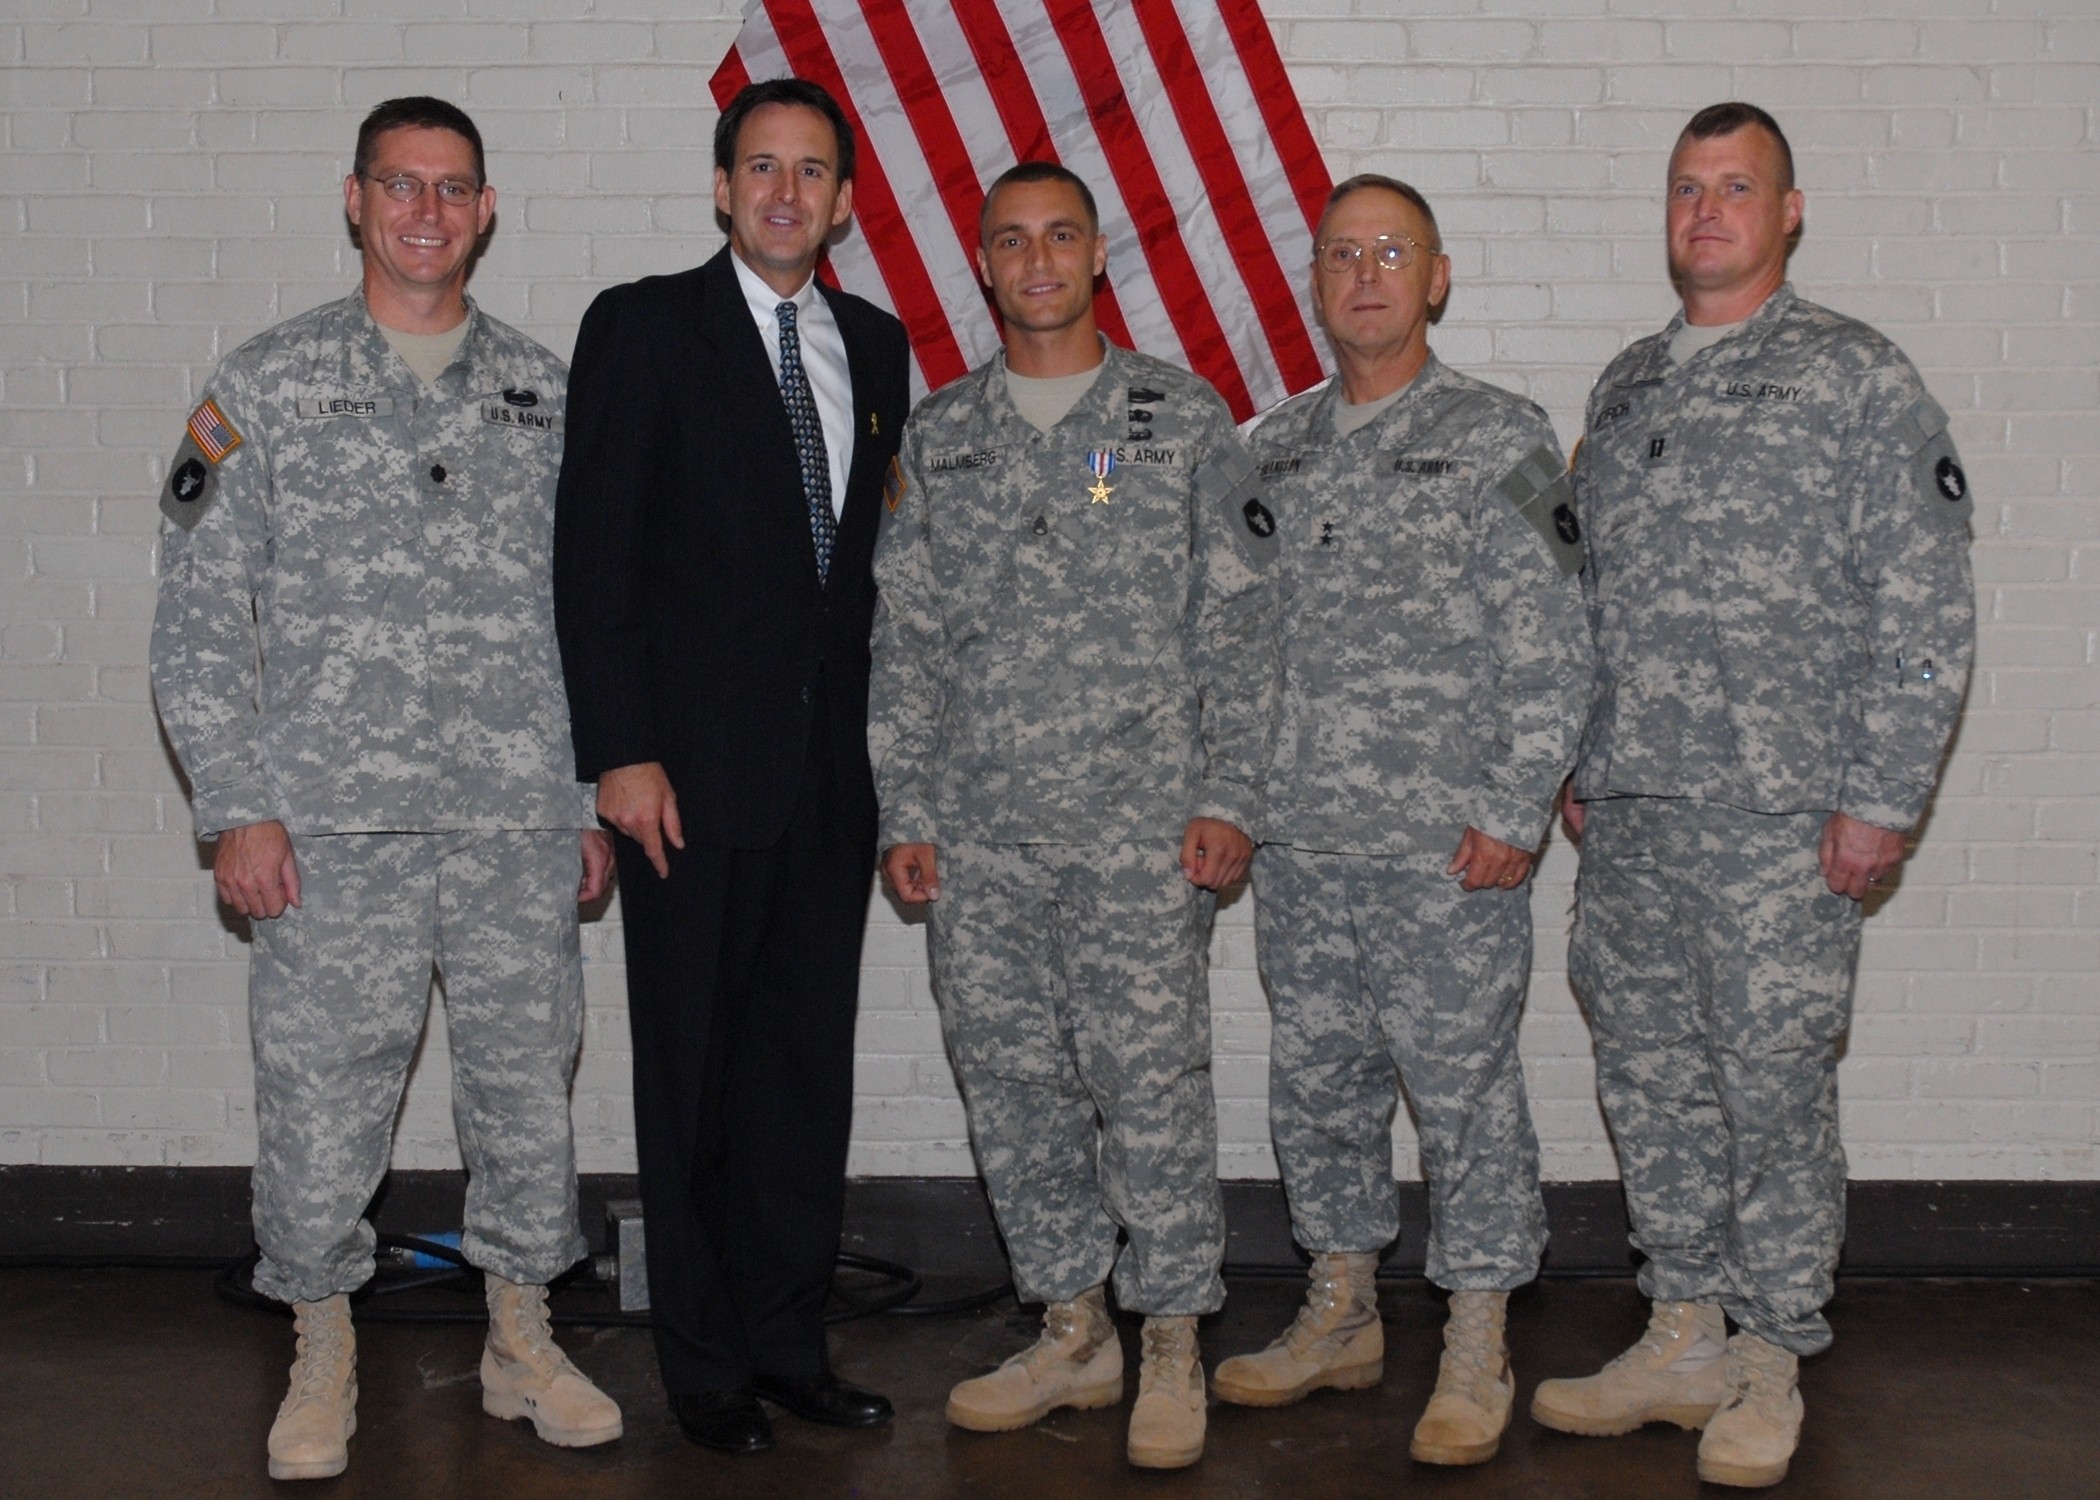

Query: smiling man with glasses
[[1213, 173, 1591, 1468], [152, 95, 619, 1480]]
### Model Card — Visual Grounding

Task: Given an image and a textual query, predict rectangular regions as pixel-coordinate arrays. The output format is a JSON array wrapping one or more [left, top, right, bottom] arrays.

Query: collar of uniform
[[1646, 280, 1800, 379], [984, 332, 1120, 439], [342, 284, 487, 397], [1308, 350, 1448, 448]]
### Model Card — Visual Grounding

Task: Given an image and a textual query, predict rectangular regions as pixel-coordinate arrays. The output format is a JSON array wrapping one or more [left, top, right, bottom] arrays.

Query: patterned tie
[[775, 299, 835, 583]]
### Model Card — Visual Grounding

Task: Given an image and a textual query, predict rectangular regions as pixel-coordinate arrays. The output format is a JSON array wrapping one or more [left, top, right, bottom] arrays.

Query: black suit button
[[801, 685, 814, 704], [429, 464, 447, 482]]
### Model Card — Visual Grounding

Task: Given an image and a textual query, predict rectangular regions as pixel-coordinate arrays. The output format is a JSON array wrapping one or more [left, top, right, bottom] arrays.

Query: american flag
[[185, 398, 243, 462], [711, 0, 1333, 420]]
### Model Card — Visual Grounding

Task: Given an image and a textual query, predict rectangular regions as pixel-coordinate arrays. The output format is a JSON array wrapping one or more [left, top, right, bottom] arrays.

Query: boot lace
[[1017, 1294, 1105, 1371], [1283, 1257, 1372, 1356], [286, 1305, 350, 1406], [1140, 1320, 1196, 1394], [1435, 1294, 1505, 1407], [494, 1282, 574, 1378], [1614, 1301, 1709, 1371], [1721, 1337, 1792, 1414]]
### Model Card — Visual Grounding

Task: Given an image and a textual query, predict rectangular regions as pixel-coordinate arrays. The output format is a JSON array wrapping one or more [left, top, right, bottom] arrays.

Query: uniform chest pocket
[[1029, 469, 1187, 642], [1375, 479, 1476, 643]]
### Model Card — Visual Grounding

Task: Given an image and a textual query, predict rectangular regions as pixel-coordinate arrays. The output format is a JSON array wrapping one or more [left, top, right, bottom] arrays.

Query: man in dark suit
[[552, 78, 910, 1455]]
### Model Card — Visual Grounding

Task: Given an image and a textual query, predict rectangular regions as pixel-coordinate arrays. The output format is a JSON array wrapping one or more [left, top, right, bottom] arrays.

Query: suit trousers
[[613, 714, 874, 1394]]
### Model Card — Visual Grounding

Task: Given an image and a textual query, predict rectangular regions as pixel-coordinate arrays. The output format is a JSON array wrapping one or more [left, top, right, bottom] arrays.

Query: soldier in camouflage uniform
[[1210, 176, 1591, 1469], [149, 99, 620, 1481], [868, 163, 1278, 1470], [1533, 105, 1975, 1489]]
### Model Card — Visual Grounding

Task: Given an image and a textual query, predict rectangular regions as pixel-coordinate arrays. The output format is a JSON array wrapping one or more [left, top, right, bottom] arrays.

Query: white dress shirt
[[732, 251, 854, 519]]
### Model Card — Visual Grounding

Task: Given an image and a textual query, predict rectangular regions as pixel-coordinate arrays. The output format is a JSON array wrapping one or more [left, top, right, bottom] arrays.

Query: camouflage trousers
[[1254, 844, 1547, 1290], [926, 840, 1225, 1315], [1570, 797, 1862, 1356], [246, 830, 588, 1304]]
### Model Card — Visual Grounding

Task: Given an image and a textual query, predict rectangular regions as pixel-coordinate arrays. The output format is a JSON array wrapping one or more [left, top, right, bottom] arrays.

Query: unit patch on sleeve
[[159, 436, 219, 530], [1494, 444, 1585, 576], [1910, 436, 1974, 529], [1197, 452, 1278, 568]]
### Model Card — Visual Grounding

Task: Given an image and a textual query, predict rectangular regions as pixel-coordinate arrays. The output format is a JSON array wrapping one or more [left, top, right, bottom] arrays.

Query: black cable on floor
[[203, 1237, 1016, 1328]]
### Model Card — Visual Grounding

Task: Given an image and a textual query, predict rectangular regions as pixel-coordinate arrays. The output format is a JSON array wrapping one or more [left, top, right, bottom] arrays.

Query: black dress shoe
[[671, 1390, 775, 1454], [750, 1371, 894, 1428]]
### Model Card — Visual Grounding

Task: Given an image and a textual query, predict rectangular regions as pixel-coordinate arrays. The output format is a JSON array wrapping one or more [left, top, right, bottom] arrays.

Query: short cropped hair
[[354, 97, 485, 185], [979, 161, 1100, 239], [1319, 174, 1441, 252], [713, 78, 857, 183], [1679, 102, 1794, 192]]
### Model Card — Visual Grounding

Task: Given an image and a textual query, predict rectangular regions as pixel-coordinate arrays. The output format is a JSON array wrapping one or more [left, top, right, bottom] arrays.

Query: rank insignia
[[186, 398, 243, 463], [1086, 449, 1116, 504]]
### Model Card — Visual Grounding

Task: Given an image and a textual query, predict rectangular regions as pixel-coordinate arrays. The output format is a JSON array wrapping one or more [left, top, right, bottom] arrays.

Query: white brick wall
[[2, 1, 2093, 1182]]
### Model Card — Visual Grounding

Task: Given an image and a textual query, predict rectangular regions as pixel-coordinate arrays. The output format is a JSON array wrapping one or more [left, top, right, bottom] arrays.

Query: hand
[[882, 843, 941, 904], [1559, 779, 1585, 840], [1819, 811, 1908, 901], [1449, 826, 1535, 892], [213, 820, 301, 920], [597, 762, 684, 879], [1180, 817, 1254, 891], [578, 828, 615, 904]]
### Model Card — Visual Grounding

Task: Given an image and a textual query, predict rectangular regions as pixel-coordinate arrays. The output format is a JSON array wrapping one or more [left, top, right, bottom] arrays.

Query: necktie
[[775, 299, 835, 583]]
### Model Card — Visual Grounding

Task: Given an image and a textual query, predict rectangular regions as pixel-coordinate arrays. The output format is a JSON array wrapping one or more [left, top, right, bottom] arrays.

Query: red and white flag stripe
[[712, 0, 1333, 419]]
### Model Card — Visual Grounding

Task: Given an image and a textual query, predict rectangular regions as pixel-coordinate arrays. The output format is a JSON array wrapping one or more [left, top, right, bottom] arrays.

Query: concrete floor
[[2, 1268, 2094, 1499]]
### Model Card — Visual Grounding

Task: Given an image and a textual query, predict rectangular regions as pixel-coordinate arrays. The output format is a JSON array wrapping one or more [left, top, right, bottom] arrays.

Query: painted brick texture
[[1, 1, 2093, 1183]]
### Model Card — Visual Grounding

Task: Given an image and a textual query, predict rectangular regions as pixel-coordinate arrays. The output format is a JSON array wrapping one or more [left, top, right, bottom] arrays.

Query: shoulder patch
[[1197, 452, 1278, 568], [1896, 394, 1950, 454], [1493, 443, 1584, 577], [159, 435, 218, 530], [185, 398, 243, 462], [883, 454, 906, 514], [1911, 433, 1973, 530]]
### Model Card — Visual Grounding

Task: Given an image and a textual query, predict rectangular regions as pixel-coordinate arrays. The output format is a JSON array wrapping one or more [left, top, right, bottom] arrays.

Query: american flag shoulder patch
[[186, 398, 243, 463]]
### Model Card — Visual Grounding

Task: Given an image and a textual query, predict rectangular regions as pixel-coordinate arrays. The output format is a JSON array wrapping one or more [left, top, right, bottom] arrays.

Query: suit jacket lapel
[[825, 288, 885, 569], [699, 251, 826, 583]]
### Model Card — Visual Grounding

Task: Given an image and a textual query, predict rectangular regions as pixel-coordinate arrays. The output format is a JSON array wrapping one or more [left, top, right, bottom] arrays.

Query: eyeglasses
[[365, 172, 483, 207], [1313, 235, 1435, 275]]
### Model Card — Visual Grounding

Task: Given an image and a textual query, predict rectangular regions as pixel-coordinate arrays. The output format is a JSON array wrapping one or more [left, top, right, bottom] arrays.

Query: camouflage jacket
[[1572, 284, 1975, 829], [1253, 356, 1592, 856], [868, 340, 1280, 848], [151, 291, 594, 836]]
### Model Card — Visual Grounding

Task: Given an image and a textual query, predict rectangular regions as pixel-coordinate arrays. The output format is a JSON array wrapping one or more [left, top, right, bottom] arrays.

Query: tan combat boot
[[1410, 1290, 1513, 1465], [1126, 1315, 1205, 1469], [947, 1284, 1123, 1431], [1696, 1332, 1803, 1488], [267, 1294, 356, 1480], [1530, 1299, 1727, 1435], [481, 1274, 624, 1447], [1213, 1251, 1382, 1407]]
